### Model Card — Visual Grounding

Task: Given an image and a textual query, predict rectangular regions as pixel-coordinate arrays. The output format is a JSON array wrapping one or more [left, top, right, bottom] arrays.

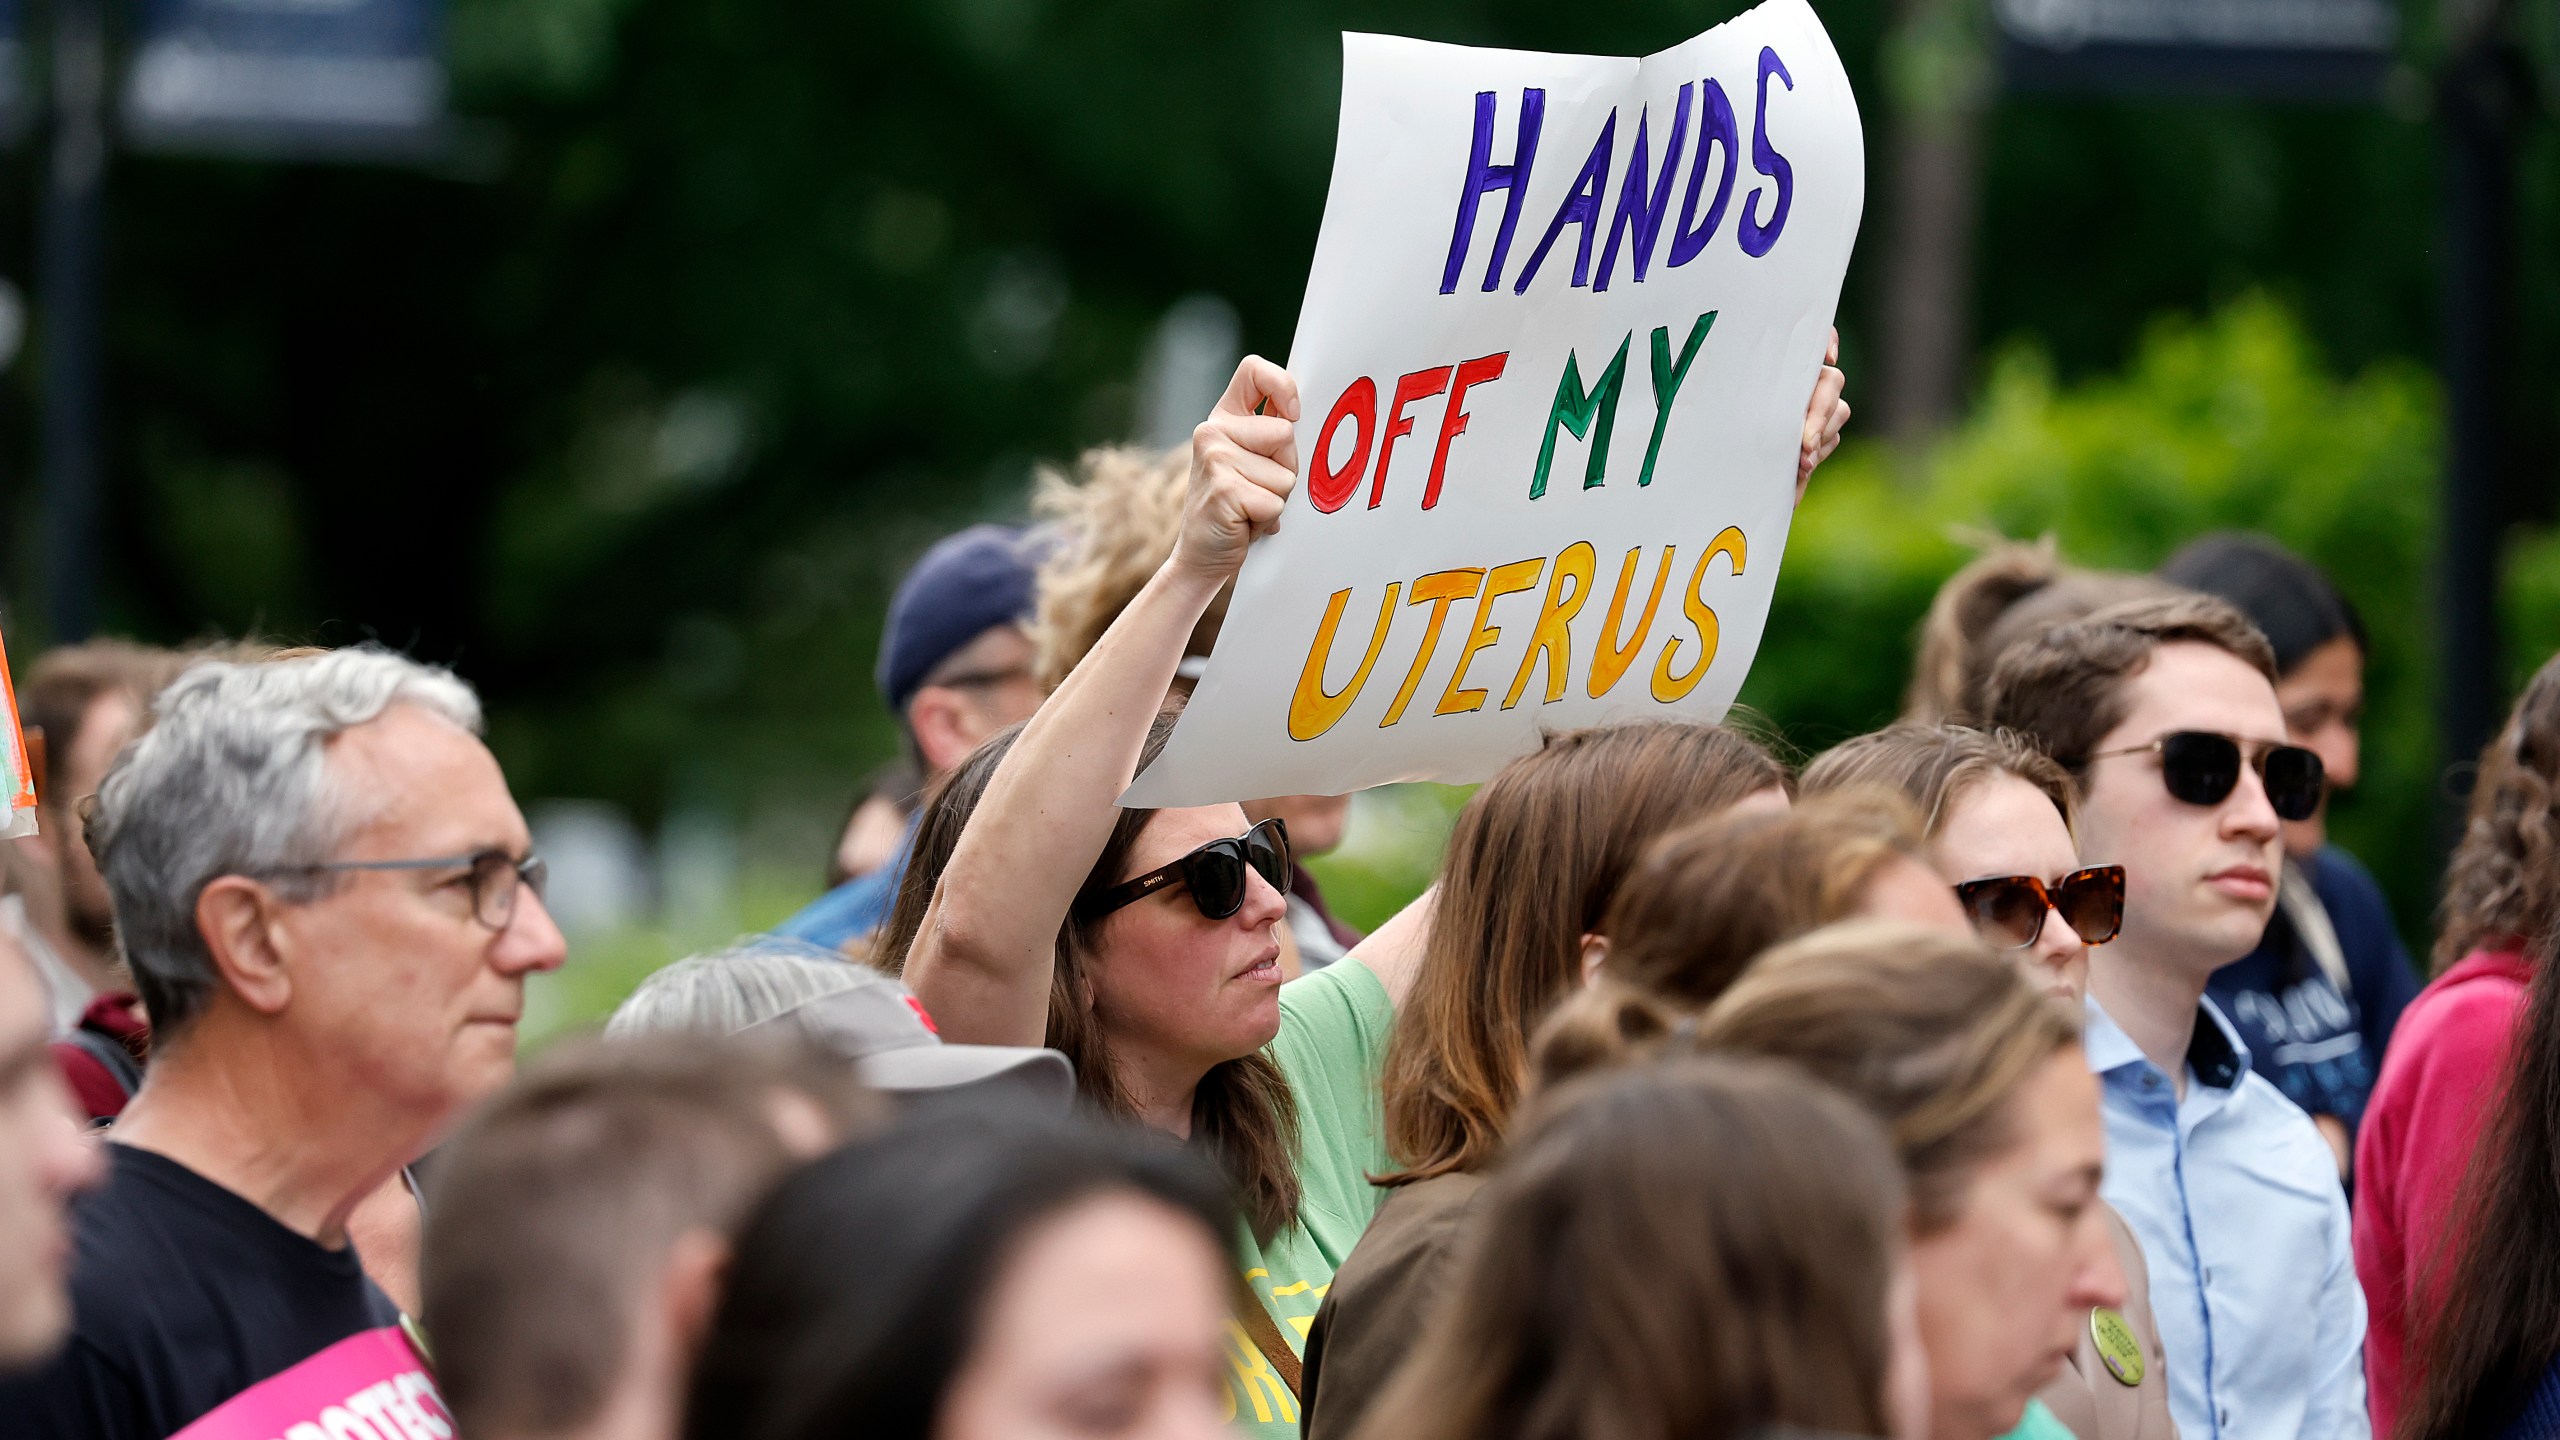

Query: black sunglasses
[[1076, 818, 1291, 922], [2080, 730, 2325, 822], [1956, 865, 2125, 951]]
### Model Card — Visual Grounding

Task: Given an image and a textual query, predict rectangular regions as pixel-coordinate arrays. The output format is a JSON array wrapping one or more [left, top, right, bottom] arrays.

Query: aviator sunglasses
[[2078, 730, 2325, 822], [1955, 865, 2125, 951], [1076, 818, 1292, 922]]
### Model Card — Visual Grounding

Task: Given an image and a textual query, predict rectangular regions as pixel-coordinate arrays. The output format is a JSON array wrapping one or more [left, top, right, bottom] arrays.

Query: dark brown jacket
[[1298, 1172, 1485, 1440]]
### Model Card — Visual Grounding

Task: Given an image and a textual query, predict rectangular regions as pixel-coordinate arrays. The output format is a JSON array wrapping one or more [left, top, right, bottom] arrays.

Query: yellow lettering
[[1652, 527, 1745, 702], [1224, 1323, 1290, 1424], [1287, 583, 1401, 740], [1381, 568, 1487, 727], [1587, 544, 1677, 698], [1504, 540, 1596, 709], [1436, 557, 1545, 716]]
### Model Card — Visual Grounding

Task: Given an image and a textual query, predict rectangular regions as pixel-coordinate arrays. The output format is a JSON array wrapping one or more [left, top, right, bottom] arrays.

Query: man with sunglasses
[[1989, 594, 2367, 1440], [0, 647, 566, 1438]]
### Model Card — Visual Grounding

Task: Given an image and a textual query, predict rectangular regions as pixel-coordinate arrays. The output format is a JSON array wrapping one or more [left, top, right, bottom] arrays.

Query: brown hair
[[1028, 444, 1227, 691], [1598, 787, 1932, 1009], [875, 708, 1302, 1241], [1379, 721, 1787, 1184], [1695, 919, 2081, 1231], [1906, 540, 2176, 725], [2435, 652, 2560, 971], [1803, 723, 2078, 839], [423, 1032, 879, 1440], [20, 640, 190, 803], [1355, 1056, 1906, 1440], [1983, 593, 2279, 779]]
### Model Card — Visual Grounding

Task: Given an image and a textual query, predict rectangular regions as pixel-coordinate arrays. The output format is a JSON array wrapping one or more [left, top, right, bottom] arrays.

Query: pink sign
[[169, 1326, 453, 1440]]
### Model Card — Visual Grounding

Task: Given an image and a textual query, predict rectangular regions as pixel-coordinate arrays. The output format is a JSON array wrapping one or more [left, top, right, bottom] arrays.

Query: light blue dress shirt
[[2084, 996, 2368, 1440]]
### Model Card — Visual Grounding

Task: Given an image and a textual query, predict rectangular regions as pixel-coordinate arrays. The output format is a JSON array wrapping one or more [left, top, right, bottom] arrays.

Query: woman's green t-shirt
[[1222, 958, 1396, 1438], [2001, 1398, 2079, 1440]]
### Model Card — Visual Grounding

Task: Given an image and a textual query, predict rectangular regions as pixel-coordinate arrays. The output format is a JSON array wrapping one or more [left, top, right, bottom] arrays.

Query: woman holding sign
[[899, 356, 1419, 1438], [897, 345, 1849, 1437]]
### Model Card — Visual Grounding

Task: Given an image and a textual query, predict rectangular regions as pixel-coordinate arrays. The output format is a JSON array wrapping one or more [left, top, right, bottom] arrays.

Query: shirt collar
[[2082, 994, 2250, 1091]]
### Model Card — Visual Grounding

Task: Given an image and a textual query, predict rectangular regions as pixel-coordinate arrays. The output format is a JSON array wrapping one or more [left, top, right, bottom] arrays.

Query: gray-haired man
[[0, 646, 567, 1438]]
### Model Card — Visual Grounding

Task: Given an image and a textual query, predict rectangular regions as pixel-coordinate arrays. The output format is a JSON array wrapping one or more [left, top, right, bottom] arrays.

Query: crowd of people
[[0, 350, 2554, 1440]]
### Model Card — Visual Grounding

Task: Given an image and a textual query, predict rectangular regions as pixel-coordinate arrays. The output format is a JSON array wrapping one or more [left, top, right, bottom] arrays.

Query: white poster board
[[1128, 0, 1864, 807]]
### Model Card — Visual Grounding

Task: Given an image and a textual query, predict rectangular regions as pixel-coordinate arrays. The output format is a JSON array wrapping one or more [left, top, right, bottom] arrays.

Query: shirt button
[[2142, 1073, 2160, 1089], [2218, 1409, 2230, 1427]]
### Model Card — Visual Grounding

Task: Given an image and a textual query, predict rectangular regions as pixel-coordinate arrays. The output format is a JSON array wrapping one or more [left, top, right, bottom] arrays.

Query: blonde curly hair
[[1028, 443, 1230, 691]]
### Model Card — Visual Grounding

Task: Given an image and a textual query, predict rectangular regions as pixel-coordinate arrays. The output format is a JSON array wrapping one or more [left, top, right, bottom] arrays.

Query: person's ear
[[660, 1228, 732, 1361], [195, 875, 296, 1017], [1579, 933, 1609, 986], [905, 687, 981, 775]]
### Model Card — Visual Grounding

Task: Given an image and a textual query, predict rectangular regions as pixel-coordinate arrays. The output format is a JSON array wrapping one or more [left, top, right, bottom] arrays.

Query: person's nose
[[2032, 906, 2087, 978], [2224, 762, 2283, 845], [495, 887, 570, 974], [1238, 868, 1290, 932], [2321, 720, 2361, 792], [2067, 1208, 2129, 1313]]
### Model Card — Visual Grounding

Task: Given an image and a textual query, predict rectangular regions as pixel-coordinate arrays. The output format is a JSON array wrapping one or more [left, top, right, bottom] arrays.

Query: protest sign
[[1127, 0, 1864, 806], [1, 625, 34, 839]]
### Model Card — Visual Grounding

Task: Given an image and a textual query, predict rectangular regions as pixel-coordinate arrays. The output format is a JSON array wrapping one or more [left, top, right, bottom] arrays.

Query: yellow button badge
[[2089, 1307, 2143, 1387]]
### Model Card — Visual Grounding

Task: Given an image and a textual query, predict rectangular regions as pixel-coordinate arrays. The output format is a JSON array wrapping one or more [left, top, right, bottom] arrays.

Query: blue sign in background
[[121, 0, 445, 157]]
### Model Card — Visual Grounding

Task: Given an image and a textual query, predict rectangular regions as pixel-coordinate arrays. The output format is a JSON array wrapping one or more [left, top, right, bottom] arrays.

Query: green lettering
[[1640, 311, 1716, 487], [1529, 332, 1632, 499]]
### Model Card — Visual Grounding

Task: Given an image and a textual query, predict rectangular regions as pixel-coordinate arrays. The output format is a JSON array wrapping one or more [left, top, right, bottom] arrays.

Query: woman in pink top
[[2355, 653, 2560, 1435]]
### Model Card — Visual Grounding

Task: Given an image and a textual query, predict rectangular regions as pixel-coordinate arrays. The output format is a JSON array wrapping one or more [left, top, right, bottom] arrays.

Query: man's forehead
[[2108, 642, 2286, 742], [325, 705, 524, 842]]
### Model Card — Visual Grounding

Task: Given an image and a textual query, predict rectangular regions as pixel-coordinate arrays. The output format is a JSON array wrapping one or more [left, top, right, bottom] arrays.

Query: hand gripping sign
[[1127, 0, 1864, 806]]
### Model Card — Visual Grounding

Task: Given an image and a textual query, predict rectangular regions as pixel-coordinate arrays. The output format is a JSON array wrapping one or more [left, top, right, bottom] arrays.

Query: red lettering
[[1423, 352, 1509, 509], [1307, 377, 1378, 514], [1369, 366, 1454, 509]]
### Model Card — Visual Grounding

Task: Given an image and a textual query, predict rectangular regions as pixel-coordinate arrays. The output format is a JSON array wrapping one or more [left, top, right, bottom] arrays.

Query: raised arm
[[1344, 884, 1436, 1008], [905, 357, 1302, 1047]]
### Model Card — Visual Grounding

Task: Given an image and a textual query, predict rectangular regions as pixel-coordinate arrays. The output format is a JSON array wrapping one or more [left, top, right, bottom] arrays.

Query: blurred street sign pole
[[2434, 0, 2527, 834], [38, 0, 104, 642], [30, 0, 447, 643], [1876, 0, 1992, 449]]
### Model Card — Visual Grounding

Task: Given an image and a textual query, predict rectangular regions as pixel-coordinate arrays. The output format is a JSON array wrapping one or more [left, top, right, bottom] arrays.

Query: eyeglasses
[[1955, 865, 2125, 950], [2080, 730, 2325, 822], [1075, 819, 1291, 922], [261, 849, 549, 931]]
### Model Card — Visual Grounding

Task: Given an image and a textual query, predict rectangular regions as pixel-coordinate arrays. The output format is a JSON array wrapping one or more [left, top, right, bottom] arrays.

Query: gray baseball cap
[[745, 966, 1075, 1109]]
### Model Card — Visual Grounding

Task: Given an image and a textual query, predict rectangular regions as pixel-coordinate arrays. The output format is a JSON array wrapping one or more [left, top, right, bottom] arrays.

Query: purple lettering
[[1739, 49, 1795, 258], [1511, 109, 1619, 295], [1668, 79, 1740, 267], [1439, 89, 1547, 295], [1595, 85, 1694, 292]]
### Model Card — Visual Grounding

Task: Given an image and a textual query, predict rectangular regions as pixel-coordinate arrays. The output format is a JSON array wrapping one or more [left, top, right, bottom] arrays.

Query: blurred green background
[[0, 0, 2553, 1034]]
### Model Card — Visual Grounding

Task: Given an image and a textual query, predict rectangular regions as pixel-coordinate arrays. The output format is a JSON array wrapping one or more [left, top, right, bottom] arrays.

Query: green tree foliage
[[1740, 294, 2466, 944], [0, 0, 2547, 893]]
